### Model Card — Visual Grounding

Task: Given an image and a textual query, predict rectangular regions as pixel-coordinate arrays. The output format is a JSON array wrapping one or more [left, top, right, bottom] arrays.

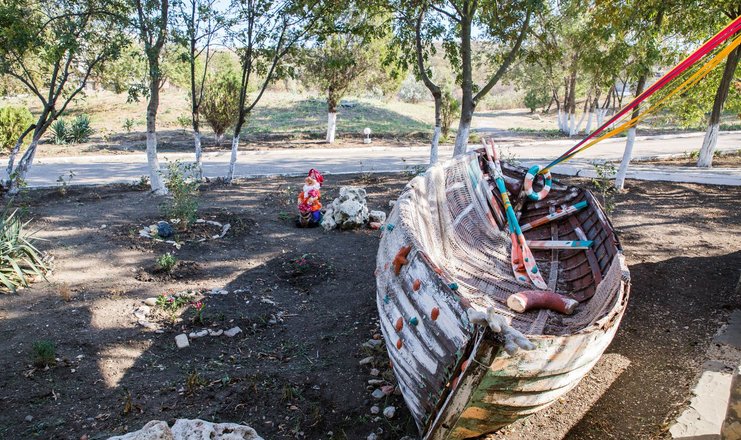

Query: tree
[[698, 5, 741, 167], [302, 13, 389, 144], [0, 0, 127, 194], [133, 0, 169, 194], [172, 0, 229, 179], [412, 0, 535, 156], [225, 0, 333, 182], [611, 0, 668, 189]]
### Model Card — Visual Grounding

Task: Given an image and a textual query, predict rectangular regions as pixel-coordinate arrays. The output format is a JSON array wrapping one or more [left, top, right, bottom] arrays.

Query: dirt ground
[[637, 150, 741, 168], [0, 173, 739, 440]]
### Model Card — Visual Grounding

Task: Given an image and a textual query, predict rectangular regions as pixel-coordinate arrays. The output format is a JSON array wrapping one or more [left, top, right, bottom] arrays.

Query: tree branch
[[474, 8, 532, 103]]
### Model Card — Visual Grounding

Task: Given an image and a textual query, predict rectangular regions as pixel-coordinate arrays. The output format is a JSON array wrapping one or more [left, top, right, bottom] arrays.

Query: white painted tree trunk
[[7, 138, 39, 195], [574, 111, 587, 135], [614, 127, 636, 190], [227, 134, 240, 182], [585, 112, 594, 134], [596, 109, 606, 127], [326, 112, 337, 144], [430, 126, 441, 165], [194, 131, 203, 180], [568, 112, 578, 136], [146, 130, 166, 194], [557, 110, 566, 133], [697, 122, 719, 168], [453, 122, 470, 156]]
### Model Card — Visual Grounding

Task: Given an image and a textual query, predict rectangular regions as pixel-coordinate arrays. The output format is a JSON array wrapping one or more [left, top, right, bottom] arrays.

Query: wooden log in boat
[[375, 150, 630, 439]]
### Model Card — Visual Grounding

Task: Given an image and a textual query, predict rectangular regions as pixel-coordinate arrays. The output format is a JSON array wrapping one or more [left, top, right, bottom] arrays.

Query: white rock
[[359, 356, 374, 366], [389, 200, 396, 207], [370, 368, 380, 376], [108, 419, 264, 440], [371, 388, 385, 399], [25, 415, 33, 422], [208, 329, 223, 337], [107, 420, 173, 440], [383, 406, 396, 419], [210, 289, 228, 295], [367, 434, 378, 440], [369, 210, 386, 223], [175, 334, 189, 349], [321, 186, 369, 230], [370, 406, 380, 415], [189, 330, 208, 338], [144, 298, 158, 307], [224, 327, 242, 337], [133, 306, 150, 321], [170, 419, 263, 439]]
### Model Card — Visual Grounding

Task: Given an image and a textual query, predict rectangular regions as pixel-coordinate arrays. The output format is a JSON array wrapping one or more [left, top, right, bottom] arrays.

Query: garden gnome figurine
[[297, 168, 324, 227]]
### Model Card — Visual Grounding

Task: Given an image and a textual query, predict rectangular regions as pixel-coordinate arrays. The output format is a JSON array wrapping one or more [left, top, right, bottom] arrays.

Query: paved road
[[17, 131, 741, 187]]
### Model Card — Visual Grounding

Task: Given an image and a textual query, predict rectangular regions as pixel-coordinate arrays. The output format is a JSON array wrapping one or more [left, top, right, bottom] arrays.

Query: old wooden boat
[[375, 148, 630, 439]]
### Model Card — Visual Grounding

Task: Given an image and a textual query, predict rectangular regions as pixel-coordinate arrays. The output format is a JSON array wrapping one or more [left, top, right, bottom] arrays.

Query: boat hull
[[375, 152, 630, 438]]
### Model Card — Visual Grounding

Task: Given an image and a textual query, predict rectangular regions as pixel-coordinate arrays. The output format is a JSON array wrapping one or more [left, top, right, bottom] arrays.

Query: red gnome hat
[[308, 168, 324, 186]]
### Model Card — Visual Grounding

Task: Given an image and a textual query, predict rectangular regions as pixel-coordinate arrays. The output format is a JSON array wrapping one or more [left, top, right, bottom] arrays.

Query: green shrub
[[201, 70, 240, 145], [50, 119, 69, 145], [524, 88, 550, 113], [49, 115, 93, 144], [123, 118, 135, 133], [0, 209, 47, 293], [440, 88, 460, 140], [156, 252, 177, 272], [162, 160, 200, 227], [592, 162, 618, 213], [68, 114, 93, 143], [0, 106, 34, 153], [32, 340, 56, 368]]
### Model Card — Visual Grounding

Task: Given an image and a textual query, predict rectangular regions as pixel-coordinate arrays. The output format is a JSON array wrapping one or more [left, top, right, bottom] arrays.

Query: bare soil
[[637, 151, 741, 168], [0, 174, 739, 440]]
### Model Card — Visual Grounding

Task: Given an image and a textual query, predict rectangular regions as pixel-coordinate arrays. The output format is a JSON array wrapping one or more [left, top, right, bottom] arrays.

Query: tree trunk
[[698, 45, 741, 168], [146, 74, 166, 194], [614, 127, 636, 190], [430, 95, 442, 164], [7, 136, 40, 195], [193, 130, 203, 180], [4, 123, 35, 188], [227, 134, 240, 182], [326, 112, 337, 143], [453, 106, 472, 156], [453, 12, 474, 156], [615, 75, 647, 190]]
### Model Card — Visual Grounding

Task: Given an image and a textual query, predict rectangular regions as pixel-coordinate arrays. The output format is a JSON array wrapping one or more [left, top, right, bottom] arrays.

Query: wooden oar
[[484, 143, 548, 290], [526, 240, 593, 250], [520, 200, 588, 232]]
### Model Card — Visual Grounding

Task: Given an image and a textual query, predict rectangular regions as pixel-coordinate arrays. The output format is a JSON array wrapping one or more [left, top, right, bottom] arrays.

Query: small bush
[[440, 88, 460, 140], [0, 209, 47, 293], [49, 114, 93, 144], [0, 106, 34, 153], [398, 76, 429, 103], [176, 114, 192, 129], [201, 70, 240, 145], [162, 160, 200, 227], [123, 118, 135, 133], [156, 253, 177, 272], [524, 88, 550, 113], [32, 340, 56, 368], [592, 162, 618, 213], [68, 114, 93, 143], [50, 119, 69, 145]]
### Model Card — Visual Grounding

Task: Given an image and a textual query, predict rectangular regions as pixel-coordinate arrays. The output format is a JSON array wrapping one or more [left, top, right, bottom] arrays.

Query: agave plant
[[50, 119, 69, 145], [0, 209, 47, 293], [69, 114, 93, 143]]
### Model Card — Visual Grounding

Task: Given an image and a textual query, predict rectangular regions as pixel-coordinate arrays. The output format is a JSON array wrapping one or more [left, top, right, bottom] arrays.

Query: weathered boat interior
[[375, 150, 629, 438]]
